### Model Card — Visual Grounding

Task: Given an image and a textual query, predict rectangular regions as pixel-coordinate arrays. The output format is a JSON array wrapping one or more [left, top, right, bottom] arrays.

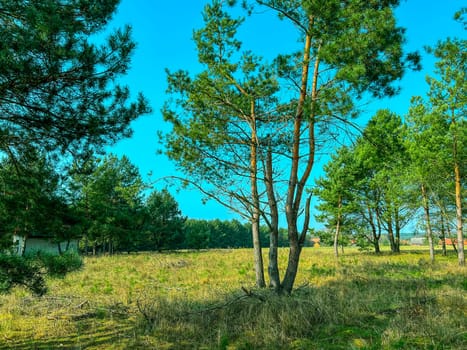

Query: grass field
[[0, 247, 466, 349]]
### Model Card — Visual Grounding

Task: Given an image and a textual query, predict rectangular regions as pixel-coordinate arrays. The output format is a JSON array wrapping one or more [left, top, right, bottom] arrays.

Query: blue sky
[[104, 0, 465, 224]]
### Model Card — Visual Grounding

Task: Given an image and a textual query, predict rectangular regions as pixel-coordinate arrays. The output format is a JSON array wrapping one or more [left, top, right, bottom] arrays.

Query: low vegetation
[[0, 247, 465, 349], [0, 252, 83, 296]]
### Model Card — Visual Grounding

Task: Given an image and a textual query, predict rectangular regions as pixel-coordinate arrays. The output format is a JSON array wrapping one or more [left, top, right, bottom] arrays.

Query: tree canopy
[[0, 0, 150, 294], [0, 0, 150, 160], [162, 0, 420, 293]]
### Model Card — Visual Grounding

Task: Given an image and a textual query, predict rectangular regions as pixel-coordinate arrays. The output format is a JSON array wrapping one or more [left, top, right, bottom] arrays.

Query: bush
[[0, 252, 83, 296], [35, 252, 83, 276], [0, 254, 47, 296]]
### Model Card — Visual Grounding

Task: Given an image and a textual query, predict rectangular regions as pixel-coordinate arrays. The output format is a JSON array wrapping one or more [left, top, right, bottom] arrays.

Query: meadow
[[0, 247, 466, 349]]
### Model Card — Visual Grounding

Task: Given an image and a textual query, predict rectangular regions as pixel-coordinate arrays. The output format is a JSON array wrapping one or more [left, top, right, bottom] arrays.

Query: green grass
[[0, 247, 466, 349]]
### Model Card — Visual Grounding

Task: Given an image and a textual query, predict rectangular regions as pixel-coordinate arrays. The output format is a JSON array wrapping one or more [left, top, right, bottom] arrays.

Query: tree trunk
[[251, 214, 265, 288], [454, 159, 464, 265], [84, 235, 89, 255], [333, 226, 339, 258], [387, 219, 397, 253], [368, 205, 381, 253], [282, 25, 316, 294], [19, 235, 27, 256], [334, 197, 342, 258], [421, 184, 435, 263], [282, 195, 312, 294], [281, 238, 302, 294], [451, 112, 464, 266], [264, 138, 280, 290], [250, 100, 266, 288], [446, 220, 458, 253], [440, 212, 447, 256], [268, 228, 280, 290], [374, 239, 381, 254], [394, 209, 401, 253]]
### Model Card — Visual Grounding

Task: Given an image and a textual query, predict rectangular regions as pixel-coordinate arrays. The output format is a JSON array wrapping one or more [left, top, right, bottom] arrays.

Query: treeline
[[182, 219, 290, 250], [315, 101, 465, 260], [114, 218, 290, 253], [0, 151, 290, 255]]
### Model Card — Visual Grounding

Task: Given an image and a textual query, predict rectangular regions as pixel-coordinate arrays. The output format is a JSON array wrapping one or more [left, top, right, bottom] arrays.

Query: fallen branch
[[75, 300, 89, 309], [241, 286, 266, 301]]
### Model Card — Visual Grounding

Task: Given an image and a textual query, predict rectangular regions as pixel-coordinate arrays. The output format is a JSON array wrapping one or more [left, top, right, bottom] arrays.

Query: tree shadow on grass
[[0, 316, 136, 349]]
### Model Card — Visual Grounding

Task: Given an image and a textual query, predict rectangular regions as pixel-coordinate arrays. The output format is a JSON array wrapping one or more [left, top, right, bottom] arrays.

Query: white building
[[13, 235, 79, 256], [409, 237, 426, 246]]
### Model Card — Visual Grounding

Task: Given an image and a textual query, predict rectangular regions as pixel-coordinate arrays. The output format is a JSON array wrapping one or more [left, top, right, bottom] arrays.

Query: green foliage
[[302, 0, 420, 98], [0, 151, 83, 247], [315, 110, 416, 253], [34, 252, 83, 277], [162, 0, 418, 213], [0, 251, 82, 295], [314, 146, 359, 249], [0, 1, 151, 292], [407, 36, 466, 264], [73, 154, 145, 254], [0, 0, 150, 158], [0, 254, 46, 296], [183, 219, 212, 249], [352, 110, 413, 252], [139, 189, 186, 251], [162, 1, 280, 221], [183, 219, 286, 249], [162, 0, 419, 292], [315, 31, 465, 260]]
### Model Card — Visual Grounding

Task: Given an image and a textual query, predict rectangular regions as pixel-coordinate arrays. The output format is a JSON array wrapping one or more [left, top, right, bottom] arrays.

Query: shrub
[[36, 252, 83, 276], [0, 253, 47, 296]]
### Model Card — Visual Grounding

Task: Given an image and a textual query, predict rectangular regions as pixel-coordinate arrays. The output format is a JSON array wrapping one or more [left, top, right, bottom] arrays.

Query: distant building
[[13, 234, 79, 256], [410, 237, 426, 246], [310, 237, 320, 248], [441, 238, 467, 246]]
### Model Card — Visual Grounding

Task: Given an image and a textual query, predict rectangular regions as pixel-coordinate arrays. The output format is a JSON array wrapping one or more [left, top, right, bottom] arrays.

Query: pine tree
[[0, 0, 150, 159]]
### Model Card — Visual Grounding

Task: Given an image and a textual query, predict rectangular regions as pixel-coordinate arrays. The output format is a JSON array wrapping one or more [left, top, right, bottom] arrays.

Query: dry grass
[[0, 247, 466, 349]]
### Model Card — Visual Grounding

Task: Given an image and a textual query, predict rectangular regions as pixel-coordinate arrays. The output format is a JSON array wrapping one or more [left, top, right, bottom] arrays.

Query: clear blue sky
[[105, 0, 464, 224]]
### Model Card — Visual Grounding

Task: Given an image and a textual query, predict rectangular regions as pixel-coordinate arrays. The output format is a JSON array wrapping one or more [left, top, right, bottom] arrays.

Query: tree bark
[[454, 158, 464, 266], [282, 195, 312, 294], [368, 206, 381, 253], [394, 209, 401, 253], [281, 238, 302, 294], [334, 197, 342, 258], [421, 183, 435, 263], [451, 111, 464, 266], [446, 219, 458, 253], [264, 138, 280, 290], [440, 211, 447, 256], [19, 235, 27, 256], [373, 239, 381, 254], [387, 219, 397, 253], [251, 214, 265, 288], [250, 99, 266, 288], [281, 22, 317, 294]]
